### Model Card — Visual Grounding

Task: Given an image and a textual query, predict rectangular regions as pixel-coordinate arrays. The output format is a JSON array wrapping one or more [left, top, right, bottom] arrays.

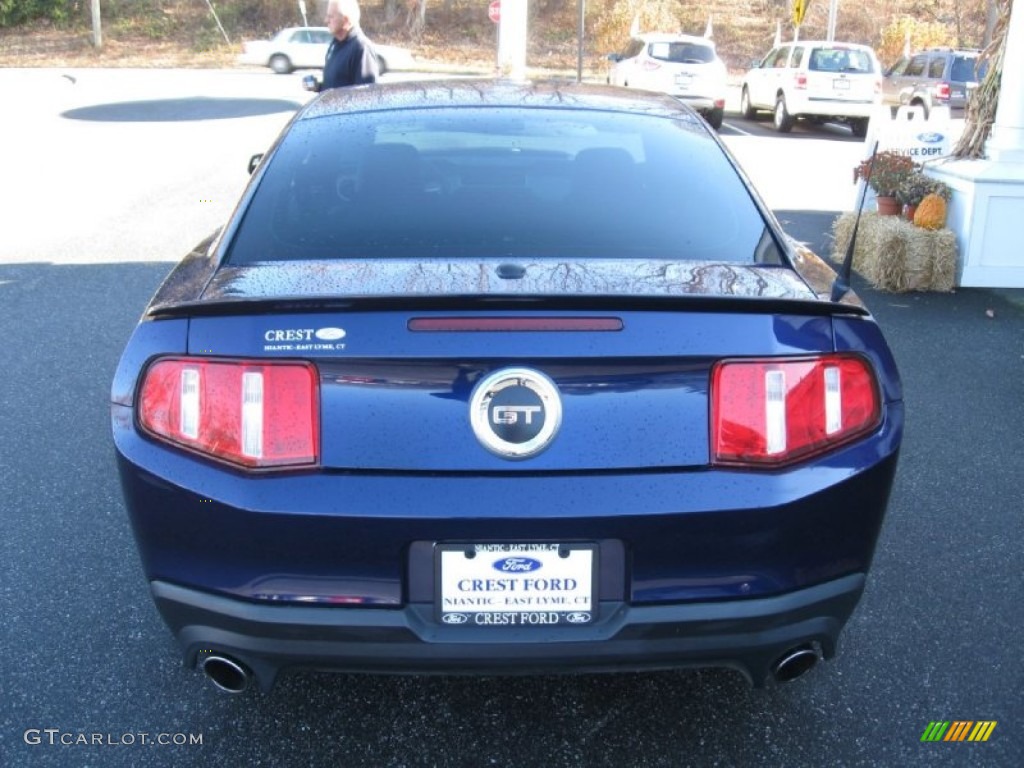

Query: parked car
[[740, 41, 882, 135], [607, 33, 728, 129], [238, 26, 414, 75], [882, 48, 987, 118], [112, 79, 903, 695]]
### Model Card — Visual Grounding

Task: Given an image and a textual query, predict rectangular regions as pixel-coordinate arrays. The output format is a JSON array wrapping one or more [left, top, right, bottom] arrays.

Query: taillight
[[935, 82, 951, 101], [139, 358, 319, 469], [641, 59, 662, 71], [794, 73, 807, 89], [711, 355, 881, 467]]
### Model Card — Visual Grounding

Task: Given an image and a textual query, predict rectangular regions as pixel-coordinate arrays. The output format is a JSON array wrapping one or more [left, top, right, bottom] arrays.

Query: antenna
[[831, 140, 879, 303]]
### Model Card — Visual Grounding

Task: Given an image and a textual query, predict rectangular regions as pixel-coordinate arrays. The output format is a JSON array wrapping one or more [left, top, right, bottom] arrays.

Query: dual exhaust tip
[[771, 645, 819, 684], [200, 654, 253, 694], [199, 645, 819, 692]]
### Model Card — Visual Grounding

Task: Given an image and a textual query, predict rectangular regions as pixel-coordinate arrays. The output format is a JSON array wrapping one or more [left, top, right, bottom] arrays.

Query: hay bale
[[831, 212, 958, 292]]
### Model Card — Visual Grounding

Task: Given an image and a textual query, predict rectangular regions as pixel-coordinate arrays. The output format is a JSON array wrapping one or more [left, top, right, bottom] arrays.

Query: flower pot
[[904, 204, 918, 221], [876, 196, 901, 216]]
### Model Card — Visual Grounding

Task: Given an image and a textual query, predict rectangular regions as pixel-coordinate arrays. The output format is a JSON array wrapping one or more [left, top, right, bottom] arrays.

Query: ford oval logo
[[315, 327, 346, 341], [567, 613, 591, 624], [917, 132, 945, 144], [442, 613, 469, 624], [493, 556, 543, 573]]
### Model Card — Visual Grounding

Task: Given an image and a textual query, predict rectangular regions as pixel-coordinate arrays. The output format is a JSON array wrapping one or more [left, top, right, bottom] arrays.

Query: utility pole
[[576, 0, 585, 83]]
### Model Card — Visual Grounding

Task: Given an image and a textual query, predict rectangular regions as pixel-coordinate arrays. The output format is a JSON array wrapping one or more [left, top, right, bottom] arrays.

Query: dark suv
[[882, 48, 987, 117]]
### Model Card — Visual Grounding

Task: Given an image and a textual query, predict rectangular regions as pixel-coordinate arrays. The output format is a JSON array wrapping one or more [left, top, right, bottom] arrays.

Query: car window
[[290, 30, 313, 44], [648, 42, 715, 64], [951, 56, 982, 82], [311, 30, 333, 44], [888, 56, 909, 76], [808, 47, 874, 73], [227, 107, 774, 265], [770, 47, 790, 68], [623, 39, 644, 59], [791, 47, 805, 69], [927, 57, 946, 78], [905, 54, 928, 77]]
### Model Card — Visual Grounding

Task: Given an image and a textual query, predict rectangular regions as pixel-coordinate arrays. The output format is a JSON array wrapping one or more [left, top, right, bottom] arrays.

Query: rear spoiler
[[147, 292, 869, 320]]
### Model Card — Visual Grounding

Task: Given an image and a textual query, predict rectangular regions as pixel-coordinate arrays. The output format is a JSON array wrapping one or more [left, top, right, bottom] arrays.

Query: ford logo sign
[[442, 613, 469, 625], [315, 327, 347, 341], [917, 132, 945, 144], [567, 613, 591, 624], [493, 556, 542, 573]]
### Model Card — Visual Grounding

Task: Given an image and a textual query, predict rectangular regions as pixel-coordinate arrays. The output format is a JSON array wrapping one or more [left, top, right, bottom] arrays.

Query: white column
[[498, 0, 529, 80], [985, 0, 1024, 162], [922, 0, 1024, 287]]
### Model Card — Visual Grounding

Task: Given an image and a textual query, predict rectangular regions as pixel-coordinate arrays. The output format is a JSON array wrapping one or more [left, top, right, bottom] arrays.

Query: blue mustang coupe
[[112, 80, 902, 694]]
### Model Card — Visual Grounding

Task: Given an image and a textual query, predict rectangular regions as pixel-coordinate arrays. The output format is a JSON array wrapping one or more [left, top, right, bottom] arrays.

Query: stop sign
[[488, 0, 500, 23]]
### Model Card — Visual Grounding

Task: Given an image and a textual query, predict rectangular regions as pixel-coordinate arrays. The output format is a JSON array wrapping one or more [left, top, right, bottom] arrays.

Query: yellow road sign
[[793, 0, 809, 26]]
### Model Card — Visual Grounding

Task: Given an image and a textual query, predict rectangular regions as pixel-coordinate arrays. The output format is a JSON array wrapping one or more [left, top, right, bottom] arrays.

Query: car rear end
[[798, 43, 881, 122], [640, 36, 727, 125], [945, 52, 986, 114], [112, 81, 902, 693]]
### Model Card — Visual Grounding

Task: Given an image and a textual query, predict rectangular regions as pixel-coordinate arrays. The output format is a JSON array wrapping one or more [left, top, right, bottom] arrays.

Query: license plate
[[437, 542, 596, 627], [833, 79, 851, 90], [675, 73, 693, 90]]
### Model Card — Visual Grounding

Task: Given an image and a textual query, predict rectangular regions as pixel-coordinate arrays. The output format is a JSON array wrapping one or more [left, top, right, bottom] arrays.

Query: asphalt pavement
[[1, 212, 1020, 768]]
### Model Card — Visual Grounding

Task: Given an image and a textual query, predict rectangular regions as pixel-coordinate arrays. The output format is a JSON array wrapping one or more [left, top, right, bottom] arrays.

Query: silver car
[[239, 26, 414, 75], [881, 48, 987, 118]]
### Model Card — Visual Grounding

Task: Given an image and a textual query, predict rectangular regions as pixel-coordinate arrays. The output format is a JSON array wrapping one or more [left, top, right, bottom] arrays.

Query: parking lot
[[1, 68, 1020, 767]]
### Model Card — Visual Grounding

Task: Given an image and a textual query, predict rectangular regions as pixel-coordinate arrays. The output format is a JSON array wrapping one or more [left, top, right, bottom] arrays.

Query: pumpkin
[[914, 193, 947, 230]]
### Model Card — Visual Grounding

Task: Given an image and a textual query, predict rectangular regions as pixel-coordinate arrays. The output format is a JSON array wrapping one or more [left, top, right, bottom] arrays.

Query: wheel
[[740, 87, 755, 119], [773, 95, 794, 133], [850, 118, 869, 138], [269, 54, 292, 75], [705, 107, 724, 131]]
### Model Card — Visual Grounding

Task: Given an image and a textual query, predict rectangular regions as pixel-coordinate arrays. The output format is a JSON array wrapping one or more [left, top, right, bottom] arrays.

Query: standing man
[[318, 0, 379, 90]]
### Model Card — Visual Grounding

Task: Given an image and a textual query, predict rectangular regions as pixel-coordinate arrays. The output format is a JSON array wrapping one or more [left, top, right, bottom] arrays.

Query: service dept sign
[[469, 368, 562, 459]]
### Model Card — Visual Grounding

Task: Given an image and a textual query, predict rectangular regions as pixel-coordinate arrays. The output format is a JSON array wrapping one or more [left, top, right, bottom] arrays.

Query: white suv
[[740, 41, 882, 136], [607, 33, 728, 129]]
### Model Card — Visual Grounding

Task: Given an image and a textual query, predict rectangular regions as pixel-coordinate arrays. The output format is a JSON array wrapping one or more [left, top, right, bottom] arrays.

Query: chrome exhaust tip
[[200, 655, 253, 694], [771, 645, 819, 683]]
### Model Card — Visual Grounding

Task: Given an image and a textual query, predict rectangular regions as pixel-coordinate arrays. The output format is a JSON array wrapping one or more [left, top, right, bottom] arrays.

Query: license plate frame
[[435, 542, 597, 627]]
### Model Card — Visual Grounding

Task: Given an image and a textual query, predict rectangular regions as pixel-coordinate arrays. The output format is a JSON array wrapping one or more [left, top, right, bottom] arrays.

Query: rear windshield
[[226, 106, 774, 264], [648, 42, 715, 64], [951, 56, 985, 82], [808, 47, 875, 73]]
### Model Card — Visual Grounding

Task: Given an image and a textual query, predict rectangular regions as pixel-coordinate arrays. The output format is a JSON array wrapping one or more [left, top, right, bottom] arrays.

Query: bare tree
[[406, 0, 427, 35]]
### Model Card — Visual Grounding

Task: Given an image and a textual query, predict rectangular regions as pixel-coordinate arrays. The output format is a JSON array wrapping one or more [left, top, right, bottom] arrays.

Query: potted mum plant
[[897, 171, 951, 221], [853, 151, 918, 215]]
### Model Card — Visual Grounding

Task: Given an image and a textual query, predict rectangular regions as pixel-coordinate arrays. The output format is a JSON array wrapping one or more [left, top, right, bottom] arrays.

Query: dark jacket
[[322, 28, 379, 89]]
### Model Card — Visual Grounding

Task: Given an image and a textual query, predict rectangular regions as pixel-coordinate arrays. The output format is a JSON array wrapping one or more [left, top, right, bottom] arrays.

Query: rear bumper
[[672, 95, 725, 112], [797, 97, 877, 119], [157, 573, 867, 690]]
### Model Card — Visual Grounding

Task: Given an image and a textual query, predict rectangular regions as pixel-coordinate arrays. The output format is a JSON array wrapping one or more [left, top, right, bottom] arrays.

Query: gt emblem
[[493, 405, 542, 425], [469, 368, 562, 460]]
